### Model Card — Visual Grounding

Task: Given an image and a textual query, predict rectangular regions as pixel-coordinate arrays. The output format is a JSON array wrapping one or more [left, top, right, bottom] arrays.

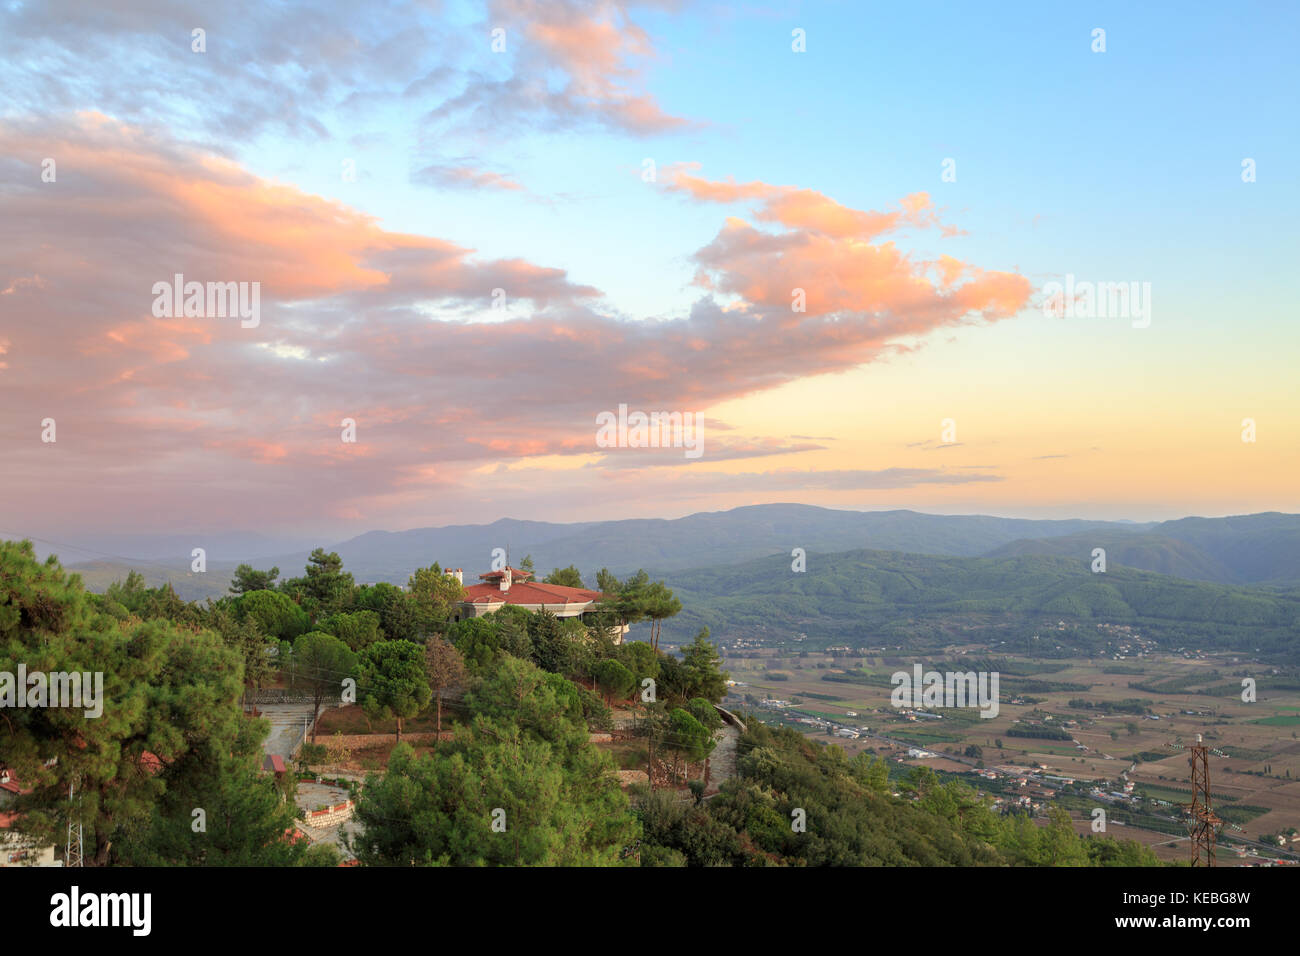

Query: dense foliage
[[637, 722, 1161, 867], [0, 541, 315, 866]]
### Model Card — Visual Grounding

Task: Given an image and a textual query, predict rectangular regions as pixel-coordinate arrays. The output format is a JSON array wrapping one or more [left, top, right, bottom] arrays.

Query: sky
[[0, 0, 1296, 542]]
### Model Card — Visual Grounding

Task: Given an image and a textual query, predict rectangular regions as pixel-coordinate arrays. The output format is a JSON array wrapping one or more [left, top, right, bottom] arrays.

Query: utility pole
[[1183, 734, 1221, 866]]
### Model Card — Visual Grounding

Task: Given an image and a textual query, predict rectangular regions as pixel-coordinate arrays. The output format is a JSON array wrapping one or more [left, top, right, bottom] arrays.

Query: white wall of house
[[1, 830, 59, 867]]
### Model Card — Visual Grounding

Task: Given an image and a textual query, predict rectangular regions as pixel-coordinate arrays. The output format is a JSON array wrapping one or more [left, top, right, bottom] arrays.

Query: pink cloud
[[666, 167, 943, 239], [0, 118, 1031, 534], [670, 171, 1032, 331]]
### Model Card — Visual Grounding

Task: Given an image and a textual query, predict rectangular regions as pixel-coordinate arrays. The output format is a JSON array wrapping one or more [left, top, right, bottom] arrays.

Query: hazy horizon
[[12, 501, 1296, 568]]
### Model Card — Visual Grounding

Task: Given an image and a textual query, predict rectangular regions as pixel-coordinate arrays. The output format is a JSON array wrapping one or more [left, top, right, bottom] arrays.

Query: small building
[[1, 812, 59, 867], [0, 768, 59, 867]]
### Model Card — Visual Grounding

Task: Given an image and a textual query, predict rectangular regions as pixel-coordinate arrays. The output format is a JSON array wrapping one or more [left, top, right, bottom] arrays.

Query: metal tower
[[65, 776, 84, 867], [1183, 734, 1220, 867]]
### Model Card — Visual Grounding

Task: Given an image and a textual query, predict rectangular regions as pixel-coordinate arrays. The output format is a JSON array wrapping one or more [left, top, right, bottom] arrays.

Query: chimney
[[499, 567, 511, 592], [445, 567, 462, 585]]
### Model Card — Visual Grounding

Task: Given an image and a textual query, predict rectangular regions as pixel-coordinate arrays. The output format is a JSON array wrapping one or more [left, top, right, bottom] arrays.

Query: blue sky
[[231, 1, 1298, 334]]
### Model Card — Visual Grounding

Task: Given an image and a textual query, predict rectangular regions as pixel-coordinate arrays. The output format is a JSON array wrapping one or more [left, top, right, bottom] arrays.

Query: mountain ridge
[[52, 505, 1300, 597]]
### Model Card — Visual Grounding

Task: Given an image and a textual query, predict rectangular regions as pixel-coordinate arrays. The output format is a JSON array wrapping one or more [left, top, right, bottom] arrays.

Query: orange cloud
[[674, 170, 1033, 329], [0, 118, 1034, 533], [667, 167, 943, 240]]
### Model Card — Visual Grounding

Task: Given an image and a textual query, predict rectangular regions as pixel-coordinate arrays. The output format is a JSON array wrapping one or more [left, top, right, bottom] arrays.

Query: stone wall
[[302, 800, 354, 829]]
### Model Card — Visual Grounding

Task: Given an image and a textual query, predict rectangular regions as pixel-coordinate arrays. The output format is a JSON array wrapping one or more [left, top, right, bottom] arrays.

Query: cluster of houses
[[1089, 780, 1139, 806], [974, 767, 1066, 813], [1091, 623, 1165, 659]]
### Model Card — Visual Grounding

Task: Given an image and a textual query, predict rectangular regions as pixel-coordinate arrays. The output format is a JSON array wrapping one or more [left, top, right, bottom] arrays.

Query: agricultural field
[[721, 641, 1300, 863]]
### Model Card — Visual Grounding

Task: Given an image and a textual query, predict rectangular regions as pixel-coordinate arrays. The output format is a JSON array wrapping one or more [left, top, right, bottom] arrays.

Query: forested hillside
[[989, 512, 1300, 586], [659, 549, 1300, 661], [637, 722, 1159, 867]]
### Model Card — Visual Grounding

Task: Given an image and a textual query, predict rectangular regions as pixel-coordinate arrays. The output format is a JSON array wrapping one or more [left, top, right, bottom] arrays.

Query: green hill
[[659, 549, 1300, 662], [988, 512, 1300, 586]]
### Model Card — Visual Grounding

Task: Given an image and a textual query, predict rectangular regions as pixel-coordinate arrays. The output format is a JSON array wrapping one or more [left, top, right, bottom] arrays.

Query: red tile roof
[[462, 579, 608, 607], [477, 566, 535, 582], [0, 768, 30, 796], [137, 752, 164, 775]]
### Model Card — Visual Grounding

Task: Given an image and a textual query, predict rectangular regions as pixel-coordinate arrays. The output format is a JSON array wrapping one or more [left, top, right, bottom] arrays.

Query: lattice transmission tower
[[1183, 734, 1221, 867], [65, 776, 84, 868]]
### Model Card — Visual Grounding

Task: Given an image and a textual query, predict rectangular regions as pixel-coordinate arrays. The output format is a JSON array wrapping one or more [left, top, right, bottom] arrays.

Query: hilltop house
[[447, 566, 625, 641]]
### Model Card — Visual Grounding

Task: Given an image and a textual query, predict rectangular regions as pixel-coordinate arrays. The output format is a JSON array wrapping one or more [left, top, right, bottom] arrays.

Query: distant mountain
[[54, 507, 1299, 610], [260, 504, 1141, 584], [657, 548, 1300, 662], [28, 531, 314, 566], [67, 561, 233, 602], [987, 512, 1300, 586], [285, 518, 604, 584]]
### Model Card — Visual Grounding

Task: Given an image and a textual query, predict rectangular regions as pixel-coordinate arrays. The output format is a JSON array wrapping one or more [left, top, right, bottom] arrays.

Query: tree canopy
[[0, 540, 311, 866], [358, 640, 431, 741]]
